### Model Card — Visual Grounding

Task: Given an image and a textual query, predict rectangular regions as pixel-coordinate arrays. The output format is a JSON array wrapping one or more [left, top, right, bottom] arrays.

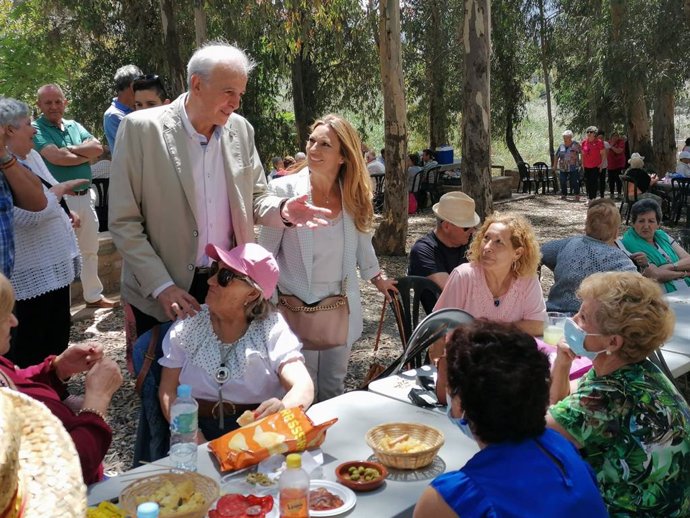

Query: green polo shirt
[[32, 115, 93, 190]]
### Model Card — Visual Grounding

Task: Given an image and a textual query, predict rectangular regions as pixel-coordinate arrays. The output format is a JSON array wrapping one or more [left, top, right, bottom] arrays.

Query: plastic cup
[[543, 312, 567, 345]]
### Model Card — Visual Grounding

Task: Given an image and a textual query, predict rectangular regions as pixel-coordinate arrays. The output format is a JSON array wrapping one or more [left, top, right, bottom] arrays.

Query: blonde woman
[[548, 272, 690, 516], [260, 114, 396, 401], [434, 213, 546, 336]]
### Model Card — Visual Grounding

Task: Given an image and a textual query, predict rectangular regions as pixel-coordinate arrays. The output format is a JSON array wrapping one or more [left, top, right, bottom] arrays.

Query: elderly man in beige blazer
[[109, 42, 327, 335]]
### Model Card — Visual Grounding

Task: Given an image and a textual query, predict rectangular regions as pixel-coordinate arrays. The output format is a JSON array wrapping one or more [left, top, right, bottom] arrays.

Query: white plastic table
[[88, 391, 478, 517], [661, 295, 690, 358], [367, 365, 445, 413]]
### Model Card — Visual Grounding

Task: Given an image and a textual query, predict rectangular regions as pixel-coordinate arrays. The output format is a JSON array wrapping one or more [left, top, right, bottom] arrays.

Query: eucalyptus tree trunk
[[652, 83, 676, 175], [158, 0, 186, 97], [372, 0, 408, 256], [626, 82, 653, 161], [461, 0, 492, 218], [193, 0, 207, 47], [537, 0, 554, 165], [428, 0, 448, 149]]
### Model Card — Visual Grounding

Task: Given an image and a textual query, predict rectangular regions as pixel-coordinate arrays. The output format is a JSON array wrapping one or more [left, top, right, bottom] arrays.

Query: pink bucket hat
[[205, 243, 280, 298]]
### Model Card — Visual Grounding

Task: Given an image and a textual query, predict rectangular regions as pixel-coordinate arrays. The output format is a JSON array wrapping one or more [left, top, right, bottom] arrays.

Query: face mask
[[564, 318, 602, 360], [446, 392, 474, 441]]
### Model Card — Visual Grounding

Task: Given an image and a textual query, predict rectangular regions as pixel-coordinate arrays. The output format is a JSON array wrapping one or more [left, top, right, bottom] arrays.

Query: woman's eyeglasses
[[209, 262, 246, 288]]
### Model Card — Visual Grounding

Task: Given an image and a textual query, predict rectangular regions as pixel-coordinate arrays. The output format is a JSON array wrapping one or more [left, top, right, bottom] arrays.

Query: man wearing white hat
[[676, 150, 690, 178], [409, 191, 480, 311]]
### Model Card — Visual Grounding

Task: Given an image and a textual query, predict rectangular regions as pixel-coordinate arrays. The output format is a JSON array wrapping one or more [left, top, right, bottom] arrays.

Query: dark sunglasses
[[135, 74, 160, 81], [586, 130, 596, 134], [209, 262, 247, 288]]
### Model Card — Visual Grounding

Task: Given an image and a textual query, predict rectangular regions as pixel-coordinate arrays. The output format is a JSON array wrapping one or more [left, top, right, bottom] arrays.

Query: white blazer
[[259, 168, 381, 346]]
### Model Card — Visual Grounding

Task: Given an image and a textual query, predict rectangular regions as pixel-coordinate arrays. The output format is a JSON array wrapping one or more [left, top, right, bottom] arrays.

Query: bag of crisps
[[207, 407, 338, 472]]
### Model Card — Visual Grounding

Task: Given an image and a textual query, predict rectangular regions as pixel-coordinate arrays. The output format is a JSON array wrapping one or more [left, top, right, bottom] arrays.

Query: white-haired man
[[109, 41, 329, 336], [103, 64, 142, 152], [554, 130, 582, 202], [677, 150, 690, 178]]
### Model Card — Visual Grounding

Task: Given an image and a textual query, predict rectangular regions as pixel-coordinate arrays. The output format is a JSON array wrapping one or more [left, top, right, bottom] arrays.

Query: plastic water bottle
[[279, 453, 310, 517], [169, 384, 198, 471], [137, 502, 160, 518]]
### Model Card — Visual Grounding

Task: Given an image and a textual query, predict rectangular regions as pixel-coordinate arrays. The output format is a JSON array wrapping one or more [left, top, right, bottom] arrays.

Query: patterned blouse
[[550, 360, 690, 517]]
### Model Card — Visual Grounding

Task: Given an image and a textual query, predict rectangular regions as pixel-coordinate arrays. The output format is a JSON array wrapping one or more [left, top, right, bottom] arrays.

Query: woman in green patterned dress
[[547, 271, 690, 517]]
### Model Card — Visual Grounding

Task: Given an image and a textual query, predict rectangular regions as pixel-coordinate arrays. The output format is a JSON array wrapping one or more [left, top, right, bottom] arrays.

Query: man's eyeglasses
[[209, 262, 247, 288]]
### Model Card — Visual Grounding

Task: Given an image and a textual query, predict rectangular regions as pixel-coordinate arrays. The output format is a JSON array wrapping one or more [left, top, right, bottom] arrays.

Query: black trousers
[[7, 286, 71, 368], [131, 271, 210, 338], [608, 168, 623, 196], [584, 167, 601, 200]]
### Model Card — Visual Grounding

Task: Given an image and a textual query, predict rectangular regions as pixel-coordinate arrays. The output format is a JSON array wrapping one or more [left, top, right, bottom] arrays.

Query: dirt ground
[[65, 195, 687, 474]]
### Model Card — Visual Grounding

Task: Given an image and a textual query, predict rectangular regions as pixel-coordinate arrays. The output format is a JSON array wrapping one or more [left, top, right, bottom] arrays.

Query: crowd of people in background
[[1, 39, 689, 518]]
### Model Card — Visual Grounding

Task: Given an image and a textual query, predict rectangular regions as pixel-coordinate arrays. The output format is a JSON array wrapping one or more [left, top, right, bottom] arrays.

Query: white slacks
[[65, 189, 103, 303]]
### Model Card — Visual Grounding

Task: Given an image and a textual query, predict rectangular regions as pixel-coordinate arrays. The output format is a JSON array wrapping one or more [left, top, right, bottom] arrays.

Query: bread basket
[[365, 422, 444, 470], [119, 472, 219, 518]]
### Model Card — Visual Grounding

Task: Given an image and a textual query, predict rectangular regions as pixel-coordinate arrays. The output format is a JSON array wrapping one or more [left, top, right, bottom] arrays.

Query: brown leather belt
[[196, 399, 258, 419]]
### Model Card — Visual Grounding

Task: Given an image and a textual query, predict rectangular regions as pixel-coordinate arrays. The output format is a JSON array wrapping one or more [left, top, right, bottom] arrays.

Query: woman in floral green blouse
[[548, 271, 690, 517]]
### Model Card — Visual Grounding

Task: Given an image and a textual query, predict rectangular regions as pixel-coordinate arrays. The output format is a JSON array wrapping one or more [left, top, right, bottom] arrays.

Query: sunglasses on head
[[209, 261, 247, 288], [135, 74, 160, 82]]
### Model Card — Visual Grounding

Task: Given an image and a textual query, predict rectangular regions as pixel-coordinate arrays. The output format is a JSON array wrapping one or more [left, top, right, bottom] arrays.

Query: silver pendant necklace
[[215, 343, 234, 428]]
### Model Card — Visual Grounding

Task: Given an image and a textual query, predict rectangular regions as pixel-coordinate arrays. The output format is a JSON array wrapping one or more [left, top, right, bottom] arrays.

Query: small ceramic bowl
[[335, 461, 388, 492]]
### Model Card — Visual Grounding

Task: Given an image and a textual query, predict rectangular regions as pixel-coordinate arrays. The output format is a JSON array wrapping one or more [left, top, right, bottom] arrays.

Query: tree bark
[[505, 110, 523, 166], [158, 0, 186, 97], [538, 0, 554, 165], [372, 0, 408, 256], [461, 0, 492, 218], [428, 0, 447, 149], [193, 0, 207, 48], [291, 51, 309, 150], [652, 83, 676, 175], [625, 82, 653, 161]]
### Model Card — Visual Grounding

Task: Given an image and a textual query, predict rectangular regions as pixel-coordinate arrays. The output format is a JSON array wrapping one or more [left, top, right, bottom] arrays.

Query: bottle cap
[[137, 501, 160, 518], [286, 453, 302, 469], [177, 384, 192, 398]]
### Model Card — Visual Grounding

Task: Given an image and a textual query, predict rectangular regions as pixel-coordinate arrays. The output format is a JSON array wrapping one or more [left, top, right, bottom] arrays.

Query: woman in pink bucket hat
[[158, 242, 314, 441]]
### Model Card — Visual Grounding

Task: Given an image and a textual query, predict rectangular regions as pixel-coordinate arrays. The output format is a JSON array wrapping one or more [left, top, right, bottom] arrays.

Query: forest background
[[3, 0, 690, 247]]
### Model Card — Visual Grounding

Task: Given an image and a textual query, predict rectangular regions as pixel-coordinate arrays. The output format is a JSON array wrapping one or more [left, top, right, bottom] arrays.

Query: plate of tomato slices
[[209, 494, 276, 518]]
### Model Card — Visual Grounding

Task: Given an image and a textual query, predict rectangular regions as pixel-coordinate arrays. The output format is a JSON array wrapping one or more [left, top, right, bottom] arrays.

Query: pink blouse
[[434, 262, 546, 323]]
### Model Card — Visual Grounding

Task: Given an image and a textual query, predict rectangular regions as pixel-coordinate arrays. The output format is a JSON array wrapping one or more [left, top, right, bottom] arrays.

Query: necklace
[[215, 343, 233, 384]]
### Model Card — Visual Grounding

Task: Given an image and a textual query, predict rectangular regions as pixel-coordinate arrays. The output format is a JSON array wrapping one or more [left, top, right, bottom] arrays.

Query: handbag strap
[[373, 292, 407, 355], [134, 325, 161, 396], [372, 296, 388, 356]]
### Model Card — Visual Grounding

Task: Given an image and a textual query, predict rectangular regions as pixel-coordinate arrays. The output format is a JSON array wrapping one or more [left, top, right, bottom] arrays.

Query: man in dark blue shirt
[[408, 191, 480, 312]]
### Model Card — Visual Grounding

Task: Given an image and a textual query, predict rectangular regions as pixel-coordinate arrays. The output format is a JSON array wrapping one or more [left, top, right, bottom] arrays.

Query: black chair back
[[671, 178, 690, 225], [517, 162, 533, 193]]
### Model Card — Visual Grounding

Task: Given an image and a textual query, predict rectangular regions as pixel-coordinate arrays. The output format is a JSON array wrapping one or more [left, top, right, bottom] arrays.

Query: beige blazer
[[108, 95, 283, 321]]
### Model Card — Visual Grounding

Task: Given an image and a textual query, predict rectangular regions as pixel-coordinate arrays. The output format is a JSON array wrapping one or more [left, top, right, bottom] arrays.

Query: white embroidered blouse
[[159, 306, 304, 403]]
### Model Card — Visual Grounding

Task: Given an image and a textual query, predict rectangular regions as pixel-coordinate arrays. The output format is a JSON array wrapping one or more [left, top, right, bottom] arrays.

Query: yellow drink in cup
[[543, 325, 564, 345], [543, 312, 567, 345]]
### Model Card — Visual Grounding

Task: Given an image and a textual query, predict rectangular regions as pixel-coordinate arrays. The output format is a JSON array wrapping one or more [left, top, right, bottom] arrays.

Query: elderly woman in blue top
[[414, 321, 608, 518], [621, 198, 690, 293], [541, 198, 636, 314]]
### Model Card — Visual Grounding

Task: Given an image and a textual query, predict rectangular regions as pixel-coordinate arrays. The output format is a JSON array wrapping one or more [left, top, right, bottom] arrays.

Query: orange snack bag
[[207, 407, 338, 472]]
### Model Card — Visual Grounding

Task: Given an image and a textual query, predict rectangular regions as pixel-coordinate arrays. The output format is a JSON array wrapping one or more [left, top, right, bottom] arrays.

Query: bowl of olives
[[335, 461, 388, 492]]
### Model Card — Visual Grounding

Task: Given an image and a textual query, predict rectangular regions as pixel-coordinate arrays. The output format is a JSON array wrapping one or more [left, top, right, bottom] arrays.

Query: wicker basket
[[365, 422, 445, 470], [119, 472, 219, 518]]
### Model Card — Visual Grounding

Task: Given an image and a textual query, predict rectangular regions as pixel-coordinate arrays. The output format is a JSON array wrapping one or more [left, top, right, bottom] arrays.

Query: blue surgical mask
[[446, 392, 474, 441], [564, 318, 602, 360]]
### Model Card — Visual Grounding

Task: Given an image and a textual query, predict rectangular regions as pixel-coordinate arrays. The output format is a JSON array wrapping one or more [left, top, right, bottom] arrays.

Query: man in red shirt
[[581, 126, 606, 202]]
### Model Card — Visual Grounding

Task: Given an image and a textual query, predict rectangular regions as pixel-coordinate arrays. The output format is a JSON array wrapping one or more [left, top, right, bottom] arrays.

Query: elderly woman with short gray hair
[[0, 97, 86, 367], [554, 129, 581, 201], [621, 198, 690, 293], [542, 199, 636, 314]]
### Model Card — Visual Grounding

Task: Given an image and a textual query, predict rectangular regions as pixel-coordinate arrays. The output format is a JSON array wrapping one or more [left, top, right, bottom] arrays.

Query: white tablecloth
[[88, 391, 478, 517]]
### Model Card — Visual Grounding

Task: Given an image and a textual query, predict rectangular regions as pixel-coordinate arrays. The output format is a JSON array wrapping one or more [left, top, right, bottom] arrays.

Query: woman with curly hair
[[548, 271, 690, 517], [259, 114, 396, 401], [414, 321, 608, 518], [434, 213, 546, 336]]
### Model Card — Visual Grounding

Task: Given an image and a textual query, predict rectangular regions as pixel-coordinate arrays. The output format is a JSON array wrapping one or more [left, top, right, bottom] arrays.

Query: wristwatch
[[0, 154, 12, 166]]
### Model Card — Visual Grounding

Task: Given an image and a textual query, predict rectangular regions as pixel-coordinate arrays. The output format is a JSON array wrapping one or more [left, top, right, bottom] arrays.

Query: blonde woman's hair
[[0, 274, 14, 318], [311, 114, 373, 232], [577, 271, 674, 362], [467, 213, 541, 277], [585, 198, 621, 242]]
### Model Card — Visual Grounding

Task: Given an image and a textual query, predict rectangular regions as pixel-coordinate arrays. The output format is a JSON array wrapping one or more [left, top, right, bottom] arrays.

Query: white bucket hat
[[432, 191, 481, 228], [0, 388, 86, 518], [628, 152, 645, 169]]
